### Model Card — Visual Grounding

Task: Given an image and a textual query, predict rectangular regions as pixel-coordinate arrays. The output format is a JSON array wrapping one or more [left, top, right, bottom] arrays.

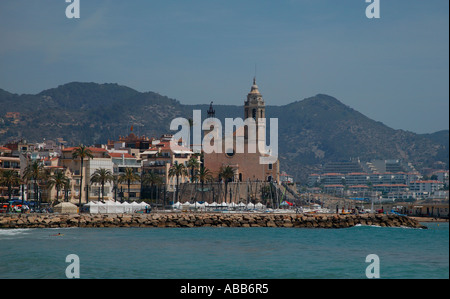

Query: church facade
[[203, 79, 280, 183]]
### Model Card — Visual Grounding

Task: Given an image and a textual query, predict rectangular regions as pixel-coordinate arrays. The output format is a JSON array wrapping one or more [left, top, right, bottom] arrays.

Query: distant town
[[0, 80, 448, 219]]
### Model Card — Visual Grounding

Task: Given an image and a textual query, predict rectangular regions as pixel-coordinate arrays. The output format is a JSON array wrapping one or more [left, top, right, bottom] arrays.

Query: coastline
[[410, 216, 449, 223], [0, 213, 428, 229]]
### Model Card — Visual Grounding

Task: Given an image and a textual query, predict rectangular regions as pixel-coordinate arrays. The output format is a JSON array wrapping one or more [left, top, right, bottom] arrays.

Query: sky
[[0, 0, 448, 134]]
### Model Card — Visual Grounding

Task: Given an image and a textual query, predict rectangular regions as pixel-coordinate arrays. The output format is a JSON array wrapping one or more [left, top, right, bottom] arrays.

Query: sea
[[0, 222, 448, 280]]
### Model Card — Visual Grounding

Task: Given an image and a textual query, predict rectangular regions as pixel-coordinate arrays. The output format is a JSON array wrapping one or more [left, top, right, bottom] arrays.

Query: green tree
[[186, 156, 200, 183], [72, 145, 93, 206], [90, 168, 113, 201], [0, 170, 21, 202], [47, 170, 70, 203], [119, 167, 140, 200], [197, 166, 212, 203], [22, 160, 46, 208], [168, 162, 188, 202], [219, 166, 235, 203], [142, 171, 164, 203]]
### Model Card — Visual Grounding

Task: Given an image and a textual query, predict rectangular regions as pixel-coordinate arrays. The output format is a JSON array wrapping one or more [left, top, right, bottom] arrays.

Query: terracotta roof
[[108, 153, 135, 159]]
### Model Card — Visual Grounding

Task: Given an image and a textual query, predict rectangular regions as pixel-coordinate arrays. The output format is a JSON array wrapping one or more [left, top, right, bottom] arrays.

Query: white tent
[[181, 201, 191, 209], [246, 202, 255, 209], [97, 201, 107, 214], [209, 202, 218, 207], [115, 201, 125, 213], [130, 201, 141, 213], [195, 202, 206, 209], [238, 202, 246, 208], [54, 202, 78, 214], [105, 200, 117, 213], [85, 201, 98, 214], [172, 201, 182, 209], [255, 202, 265, 210], [122, 201, 132, 213], [139, 202, 150, 210]]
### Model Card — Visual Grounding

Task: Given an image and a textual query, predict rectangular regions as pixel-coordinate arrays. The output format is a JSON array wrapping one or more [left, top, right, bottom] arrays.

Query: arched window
[[252, 109, 256, 120]]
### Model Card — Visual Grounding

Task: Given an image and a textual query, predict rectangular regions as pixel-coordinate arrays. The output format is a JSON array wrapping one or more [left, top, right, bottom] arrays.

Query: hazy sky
[[0, 0, 448, 134]]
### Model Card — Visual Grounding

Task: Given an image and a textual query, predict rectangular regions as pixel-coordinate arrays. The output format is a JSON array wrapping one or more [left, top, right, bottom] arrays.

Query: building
[[0, 146, 21, 199], [409, 180, 444, 196], [203, 79, 280, 183], [140, 139, 193, 192], [60, 146, 114, 203]]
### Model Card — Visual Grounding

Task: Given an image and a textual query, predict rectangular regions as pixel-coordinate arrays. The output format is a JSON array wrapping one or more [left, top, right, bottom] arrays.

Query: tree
[[197, 166, 212, 203], [119, 167, 140, 200], [22, 160, 46, 208], [72, 145, 93, 206], [90, 168, 113, 201], [168, 162, 188, 202], [0, 170, 21, 202], [111, 174, 120, 202], [219, 166, 235, 203], [142, 171, 164, 204], [186, 156, 200, 183], [47, 170, 70, 203]]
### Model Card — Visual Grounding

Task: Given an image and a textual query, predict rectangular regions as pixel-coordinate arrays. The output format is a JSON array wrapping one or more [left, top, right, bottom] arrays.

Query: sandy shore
[[410, 216, 449, 223]]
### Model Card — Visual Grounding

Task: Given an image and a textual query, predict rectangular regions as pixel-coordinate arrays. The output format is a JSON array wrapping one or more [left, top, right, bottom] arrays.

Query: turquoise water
[[0, 223, 448, 279]]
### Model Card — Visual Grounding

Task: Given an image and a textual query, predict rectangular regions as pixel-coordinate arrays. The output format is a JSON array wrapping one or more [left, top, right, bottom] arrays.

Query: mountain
[[0, 82, 448, 182]]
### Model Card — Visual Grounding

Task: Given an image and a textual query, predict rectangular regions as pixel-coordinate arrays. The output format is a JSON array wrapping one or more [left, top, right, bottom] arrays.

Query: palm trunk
[[128, 180, 131, 200], [224, 182, 228, 203], [176, 175, 180, 202], [79, 159, 84, 209], [101, 181, 105, 201]]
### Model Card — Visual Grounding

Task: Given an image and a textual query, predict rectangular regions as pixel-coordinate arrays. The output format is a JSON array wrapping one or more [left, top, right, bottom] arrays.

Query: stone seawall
[[0, 213, 427, 229]]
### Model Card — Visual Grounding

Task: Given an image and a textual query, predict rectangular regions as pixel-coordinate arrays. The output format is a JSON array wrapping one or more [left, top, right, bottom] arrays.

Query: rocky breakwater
[[0, 213, 427, 229]]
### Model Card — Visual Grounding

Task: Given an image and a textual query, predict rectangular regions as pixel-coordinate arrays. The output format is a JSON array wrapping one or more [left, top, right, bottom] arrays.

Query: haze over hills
[[0, 82, 448, 182]]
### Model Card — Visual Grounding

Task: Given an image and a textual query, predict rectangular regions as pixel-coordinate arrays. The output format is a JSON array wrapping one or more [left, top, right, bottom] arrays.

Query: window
[[268, 163, 273, 170]]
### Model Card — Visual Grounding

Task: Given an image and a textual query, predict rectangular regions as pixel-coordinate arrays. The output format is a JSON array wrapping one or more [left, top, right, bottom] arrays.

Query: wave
[[0, 228, 34, 237]]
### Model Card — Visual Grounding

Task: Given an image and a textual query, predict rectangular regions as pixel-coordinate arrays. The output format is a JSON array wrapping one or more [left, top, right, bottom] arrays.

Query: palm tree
[[168, 162, 188, 202], [142, 171, 164, 205], [0, 170, 21, 202], [119, 167, 140, 200], [47, 170, 70, 203], [197, 166, 212, 203], [90, 168, 113, 201], [219, 166, 235, 203], [186, 156, 200, 183], [72, 145, 93, 206], [22, 160, 46, 208], [111, 174, 120, 202]]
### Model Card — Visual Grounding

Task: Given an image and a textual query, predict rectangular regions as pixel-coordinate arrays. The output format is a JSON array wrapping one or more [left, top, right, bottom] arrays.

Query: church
[[202, 79, 280, 183]]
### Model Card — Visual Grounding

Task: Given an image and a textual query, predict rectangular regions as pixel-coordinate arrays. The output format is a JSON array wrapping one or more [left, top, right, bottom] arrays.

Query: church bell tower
[[244, 78, 266, 145]]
